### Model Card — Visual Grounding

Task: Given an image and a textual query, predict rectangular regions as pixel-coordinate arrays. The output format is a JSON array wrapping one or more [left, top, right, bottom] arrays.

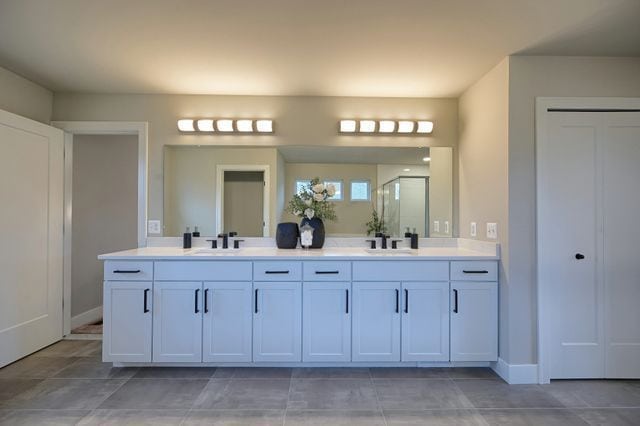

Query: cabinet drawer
[[303, 261, 351, 281], [352, 261, 449, 281], [450, 261, 498, 281], [254, 261, 302, 281], [104, 261, 153, 281], [154, 261, 252, 281]]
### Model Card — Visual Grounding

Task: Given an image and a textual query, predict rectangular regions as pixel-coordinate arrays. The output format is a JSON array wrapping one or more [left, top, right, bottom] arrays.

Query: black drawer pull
[[143, 288, 150, 313], [204, 288, 209, 313], [395, 289, 399, 313], [113, 269, 141, 274], [453, 289, 459, 313], [194, 289, 200, 314], [316, 270, 340, 274], [462, 270, 489, 274], [265, 270, 289, 274]]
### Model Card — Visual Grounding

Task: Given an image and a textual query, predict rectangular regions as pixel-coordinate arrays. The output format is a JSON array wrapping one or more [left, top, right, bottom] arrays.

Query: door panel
[[0, 110, 64, 367]]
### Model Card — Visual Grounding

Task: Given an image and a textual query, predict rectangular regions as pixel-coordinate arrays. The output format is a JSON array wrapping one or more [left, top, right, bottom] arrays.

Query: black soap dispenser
[[192, 226, 200, 237], [183, 226, 192, 249], [404, 227, 412, 238], [410, 228, 419, 249]]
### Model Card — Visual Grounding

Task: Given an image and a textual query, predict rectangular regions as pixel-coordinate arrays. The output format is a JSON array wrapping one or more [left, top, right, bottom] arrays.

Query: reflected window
[[323, 180, 343, 200], [295, 179, 311, 195], [350, 180, 370, 201]]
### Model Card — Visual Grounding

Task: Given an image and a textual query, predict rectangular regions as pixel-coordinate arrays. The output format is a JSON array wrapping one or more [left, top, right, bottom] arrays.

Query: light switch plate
[[148, 220, 161, 234], [486, 222, 498, 239], [470, 222, 477, 237], [433, 220, 440, 233], [444, 221, 450, 234]]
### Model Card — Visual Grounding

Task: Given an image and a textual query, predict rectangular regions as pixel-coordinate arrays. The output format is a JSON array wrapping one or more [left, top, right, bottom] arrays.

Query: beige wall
[[458, 58, 510, 361], [0, 65, 52, 123], [72, 135, 138, 317], [283, 163, 378, 236], [164, 146, 279, 236], [51, 94, 458, 234], [429, 148, 454, 237]]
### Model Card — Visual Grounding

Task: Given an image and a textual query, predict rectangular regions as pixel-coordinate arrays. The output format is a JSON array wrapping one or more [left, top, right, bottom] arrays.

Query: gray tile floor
[[0, 340, 639, 425]]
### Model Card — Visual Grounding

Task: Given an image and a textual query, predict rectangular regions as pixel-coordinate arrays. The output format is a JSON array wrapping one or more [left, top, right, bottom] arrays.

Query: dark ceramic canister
[[276, 222, 299, 249], [300, 217, 325, 248]]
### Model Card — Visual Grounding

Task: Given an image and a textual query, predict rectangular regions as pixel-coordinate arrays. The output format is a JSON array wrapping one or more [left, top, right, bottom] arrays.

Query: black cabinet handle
[[462, 270, 488, 274], [265, 270, 289, 274], [316, 271, 339, 275], [404, 289, 409, 313], [113, 270, 141, 274], [255, 289, 259, 313], [575, 253, 585, 260], [345, 289, 349, 314], [194, 289, 200, 314], [204, 288, 209, 313], [395, 289, 399, 313], [453, 289, 459, 313], [143, 288, 150, 313]]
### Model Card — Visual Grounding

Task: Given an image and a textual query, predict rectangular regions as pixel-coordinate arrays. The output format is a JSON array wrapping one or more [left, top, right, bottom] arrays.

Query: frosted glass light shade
[[340, 120, 356, 132], [417, 121, 434, 133], [359, 120, 376, 133], [177, 119, 195, 132], [216, 119, 234, 132], [423, 157, 431, 162], [236, 119, 253, 132], [196, 119, 214, 132], [378, 120, 396, 133], [256, 119, 273, 132], [397, 121, 415, 133]]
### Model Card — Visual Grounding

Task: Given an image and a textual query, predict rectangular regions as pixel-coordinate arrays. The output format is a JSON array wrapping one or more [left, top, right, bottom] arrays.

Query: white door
[[302, 282, 351, 362], [352, 282, 401, 362], [153, 282, 203, 362], [602, 112, 640, 378], [202, 281, 252, 362], [103, 281, 152, 362], [450, 282, 498, 362], [401, 282, 449, 362], [0, 110, 64, 367], [253, 282, 302, 362]]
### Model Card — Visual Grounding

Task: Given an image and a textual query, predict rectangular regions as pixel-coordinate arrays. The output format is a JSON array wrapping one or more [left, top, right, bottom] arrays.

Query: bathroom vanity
[[99, 240, 498, 367]]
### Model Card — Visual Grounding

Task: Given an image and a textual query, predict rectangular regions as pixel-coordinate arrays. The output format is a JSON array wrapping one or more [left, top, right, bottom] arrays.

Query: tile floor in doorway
[[0, 340, 639, 425]]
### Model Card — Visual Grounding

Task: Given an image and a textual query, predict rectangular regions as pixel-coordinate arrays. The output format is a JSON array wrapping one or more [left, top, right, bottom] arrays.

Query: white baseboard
[[71, 306, 103, 329], [491, 358, 538, 384]]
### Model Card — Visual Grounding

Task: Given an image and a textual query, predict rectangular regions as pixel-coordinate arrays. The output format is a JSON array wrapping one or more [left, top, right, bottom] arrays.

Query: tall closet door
[[543, 112, 604, 379], [602, 113, 640, 378]]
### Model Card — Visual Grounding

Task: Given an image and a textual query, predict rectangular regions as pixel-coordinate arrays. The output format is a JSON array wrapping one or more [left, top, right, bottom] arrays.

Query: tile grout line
[[283, 372, 293, 426], [369, 369, 389, 426]]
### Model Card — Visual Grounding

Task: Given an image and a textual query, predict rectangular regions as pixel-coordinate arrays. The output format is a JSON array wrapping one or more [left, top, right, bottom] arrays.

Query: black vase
[[300, 217, 325, 248], [276, 222, 299, 249]]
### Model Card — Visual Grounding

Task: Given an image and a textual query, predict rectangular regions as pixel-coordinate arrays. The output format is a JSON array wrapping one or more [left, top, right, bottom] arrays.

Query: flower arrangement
[[286, 177, 337, 221], [365, 208, 386, 236]]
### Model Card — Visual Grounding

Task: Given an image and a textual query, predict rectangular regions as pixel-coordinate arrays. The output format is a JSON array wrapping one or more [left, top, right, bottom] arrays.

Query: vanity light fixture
[[338, 119, 433, 135], [177, 119, 274, 134], [422, 157, 431, 162]]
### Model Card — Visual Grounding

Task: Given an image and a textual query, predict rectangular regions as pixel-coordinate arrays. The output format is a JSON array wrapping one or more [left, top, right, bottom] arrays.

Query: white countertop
[[98, 245, 499, 261]]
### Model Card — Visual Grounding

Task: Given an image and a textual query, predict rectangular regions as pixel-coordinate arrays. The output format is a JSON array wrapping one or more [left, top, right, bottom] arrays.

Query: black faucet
[[391, 239, 404, 249], [380, 234, 389, 249], [218, 233, 228, 249]]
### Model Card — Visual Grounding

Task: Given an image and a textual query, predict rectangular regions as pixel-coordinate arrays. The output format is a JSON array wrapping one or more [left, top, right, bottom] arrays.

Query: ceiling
[[1, 0, 638, 97]]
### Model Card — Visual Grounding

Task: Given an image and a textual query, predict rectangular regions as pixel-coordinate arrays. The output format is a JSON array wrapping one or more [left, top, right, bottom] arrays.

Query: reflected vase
[[300, 217, 325, 249], [276, 222, 299, 249]]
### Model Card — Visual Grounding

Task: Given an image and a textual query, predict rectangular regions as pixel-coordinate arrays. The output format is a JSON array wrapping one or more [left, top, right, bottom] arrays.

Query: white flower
[[326, 184, 336, 197], [312, 183, 325, 193], [304, 198, 313, 206], [313, 193, 325, 202], [293, 209, 302, 216], [304, 208, 315, 219]]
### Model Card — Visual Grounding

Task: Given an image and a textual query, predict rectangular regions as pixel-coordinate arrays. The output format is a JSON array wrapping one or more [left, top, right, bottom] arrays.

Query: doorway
[[536, 98, 640, 382], [223, 171, 265, 237]]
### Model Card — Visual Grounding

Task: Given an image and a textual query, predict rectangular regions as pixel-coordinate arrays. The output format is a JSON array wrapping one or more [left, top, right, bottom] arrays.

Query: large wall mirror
[[163, 145, 453, 238]]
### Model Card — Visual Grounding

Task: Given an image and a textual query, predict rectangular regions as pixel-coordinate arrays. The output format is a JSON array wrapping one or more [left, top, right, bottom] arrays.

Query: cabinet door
[[303, 282, 351, 362], [253, 282, 302, 362], [202, 282, 253, 362], [153, 281, 203, 362], [450, 281, 498, 361], [103, 281, 152, 362], [352, 282, 401, 362], [401, 282, 450, 361]]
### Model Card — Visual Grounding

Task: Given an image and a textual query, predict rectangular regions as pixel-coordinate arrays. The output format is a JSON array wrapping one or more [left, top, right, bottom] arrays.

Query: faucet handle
[[365, 239, 377, 249], [391, 240, 403, 249], [205, 239, 218, 249], [229, 231, 238, 237], [233, 239, 245, 249], [217, 233, 227, 238]]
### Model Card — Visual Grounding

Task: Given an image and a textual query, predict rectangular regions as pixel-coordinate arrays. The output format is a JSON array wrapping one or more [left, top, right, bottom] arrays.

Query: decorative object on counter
[[411, 233, 419, 249], [286, 177, 337, 248], [366, 208, 386, 236], [404, 227, 412, 238], [192, 226, 200, 237], [183, 227, 192, 249], [276, 222, 299, 249], [300, 223, 315, 249]]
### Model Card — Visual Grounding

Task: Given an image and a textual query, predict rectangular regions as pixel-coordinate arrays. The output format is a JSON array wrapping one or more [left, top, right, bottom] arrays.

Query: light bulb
[[177, 119, 195, 132]]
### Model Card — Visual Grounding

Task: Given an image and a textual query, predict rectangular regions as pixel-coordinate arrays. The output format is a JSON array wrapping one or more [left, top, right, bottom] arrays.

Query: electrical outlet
[[433, 220, 440, 233], [147, 220, 161, 234], [444, 221, 450, 234], [486, 222, 498, 239], [470, 222, 477, 237]]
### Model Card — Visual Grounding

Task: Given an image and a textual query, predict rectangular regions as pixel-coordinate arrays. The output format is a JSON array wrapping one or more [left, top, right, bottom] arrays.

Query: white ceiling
[[1, 0, 638, 97]]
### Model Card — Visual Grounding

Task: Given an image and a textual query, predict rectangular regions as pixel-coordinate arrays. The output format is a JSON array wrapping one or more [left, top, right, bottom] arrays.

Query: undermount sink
[[365, 248, 416, 255], [187, 248, 244, 256]]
